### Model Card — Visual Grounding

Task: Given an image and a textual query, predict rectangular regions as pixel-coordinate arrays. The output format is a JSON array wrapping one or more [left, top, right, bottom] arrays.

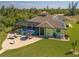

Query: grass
[[0, 23, 79, 57], [0, 27, 10, 49], [0, 31, 7, 49], [0, 40, 71, 57]]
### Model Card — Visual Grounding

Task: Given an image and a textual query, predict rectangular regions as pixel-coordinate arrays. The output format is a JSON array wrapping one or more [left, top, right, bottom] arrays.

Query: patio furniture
[[8, 33, 18, 40], [10, 40, 15, 44], [8, 37, 14, 40], [27, 32, 33, 39], [13, 35, 18, 38], [28, 36, 32, 39], [20, 35, 28, 41]]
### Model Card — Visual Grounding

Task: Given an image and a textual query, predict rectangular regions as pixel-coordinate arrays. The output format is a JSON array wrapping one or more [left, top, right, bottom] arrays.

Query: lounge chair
[[20, 36, 28, 41], [10, 40, 15, 44], [28, 36, 32, 39]]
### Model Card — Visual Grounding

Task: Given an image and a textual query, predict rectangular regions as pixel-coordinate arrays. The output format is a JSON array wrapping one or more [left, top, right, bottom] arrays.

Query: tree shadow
[[65, 51, 73, 55]]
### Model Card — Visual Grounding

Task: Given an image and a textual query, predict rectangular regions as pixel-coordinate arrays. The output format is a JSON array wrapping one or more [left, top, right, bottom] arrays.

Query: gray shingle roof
[[27, 14, 67, 29]]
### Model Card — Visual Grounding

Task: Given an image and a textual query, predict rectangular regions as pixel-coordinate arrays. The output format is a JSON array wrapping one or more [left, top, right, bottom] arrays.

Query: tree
[[65, 1, 78, 16], [71, 40, 78, 52], [46, 5, 49, 10], [0, 23, 5, 32], [0, 5, 5, 15]]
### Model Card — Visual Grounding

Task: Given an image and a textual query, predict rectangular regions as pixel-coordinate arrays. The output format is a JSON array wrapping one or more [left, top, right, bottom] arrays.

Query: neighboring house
[[15, 12, 71, 39]]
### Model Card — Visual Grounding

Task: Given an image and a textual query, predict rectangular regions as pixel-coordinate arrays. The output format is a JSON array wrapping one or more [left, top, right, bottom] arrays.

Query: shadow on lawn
[[65, 50, 73, 55]]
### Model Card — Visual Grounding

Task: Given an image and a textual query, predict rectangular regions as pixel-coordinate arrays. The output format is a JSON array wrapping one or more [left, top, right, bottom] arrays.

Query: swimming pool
[[16, 29, 34, 35]]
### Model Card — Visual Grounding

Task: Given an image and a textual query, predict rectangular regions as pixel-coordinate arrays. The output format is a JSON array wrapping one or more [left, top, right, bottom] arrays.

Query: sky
[[0, 1, 79, 9]]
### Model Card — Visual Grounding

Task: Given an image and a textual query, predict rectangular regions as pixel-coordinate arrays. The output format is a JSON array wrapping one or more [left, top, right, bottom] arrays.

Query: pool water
[[16, 29, 34, 36]]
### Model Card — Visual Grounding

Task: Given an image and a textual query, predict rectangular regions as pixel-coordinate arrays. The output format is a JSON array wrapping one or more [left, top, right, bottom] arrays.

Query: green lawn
[[0, 23, 79, 57], [0, 31, 7, 49], [0, 27, 11, 49]]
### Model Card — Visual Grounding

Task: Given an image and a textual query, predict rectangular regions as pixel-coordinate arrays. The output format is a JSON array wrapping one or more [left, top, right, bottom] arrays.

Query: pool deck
[[0, 33, 42, 54]]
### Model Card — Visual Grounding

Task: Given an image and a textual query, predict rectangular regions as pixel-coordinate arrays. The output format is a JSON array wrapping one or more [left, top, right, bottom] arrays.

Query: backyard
[[0, 22, 79, 56], [0, 1, 79, 57]]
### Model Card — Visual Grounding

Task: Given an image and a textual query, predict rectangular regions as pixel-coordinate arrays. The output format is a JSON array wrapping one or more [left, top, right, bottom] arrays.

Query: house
[[15, 12, 70, 39]]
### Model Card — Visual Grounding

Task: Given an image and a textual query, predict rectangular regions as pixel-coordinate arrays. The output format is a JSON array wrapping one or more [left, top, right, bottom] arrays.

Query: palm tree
[[71, 40, 78, 52]]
